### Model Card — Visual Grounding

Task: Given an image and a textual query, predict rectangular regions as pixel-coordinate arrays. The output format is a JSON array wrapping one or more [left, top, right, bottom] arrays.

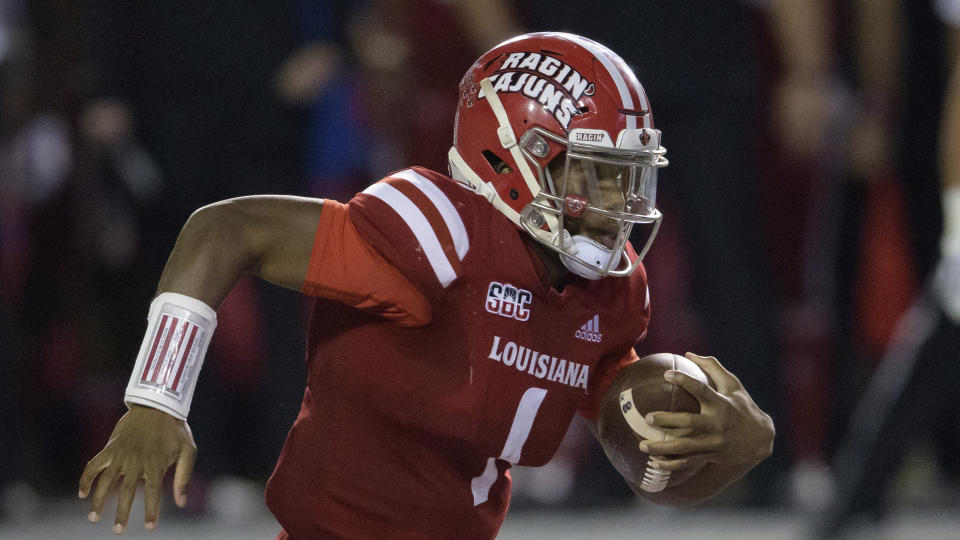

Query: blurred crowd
[[1, 0, 959, 534]]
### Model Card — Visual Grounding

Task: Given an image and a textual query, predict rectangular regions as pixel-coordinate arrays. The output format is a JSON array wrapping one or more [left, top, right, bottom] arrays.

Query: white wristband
[[941, 186, 960, 256], [125, 292, 217, 420]]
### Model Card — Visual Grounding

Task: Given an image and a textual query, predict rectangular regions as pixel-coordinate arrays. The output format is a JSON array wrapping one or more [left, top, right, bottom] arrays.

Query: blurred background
[[2, 0, 959, 538]]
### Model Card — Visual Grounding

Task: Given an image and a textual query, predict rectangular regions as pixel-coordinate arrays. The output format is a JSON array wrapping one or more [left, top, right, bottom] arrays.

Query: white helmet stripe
[[562, 34, 649, 130]]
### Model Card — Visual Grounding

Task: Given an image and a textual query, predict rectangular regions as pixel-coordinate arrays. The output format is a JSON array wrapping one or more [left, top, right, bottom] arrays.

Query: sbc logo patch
[[486, 282, 532, 321]]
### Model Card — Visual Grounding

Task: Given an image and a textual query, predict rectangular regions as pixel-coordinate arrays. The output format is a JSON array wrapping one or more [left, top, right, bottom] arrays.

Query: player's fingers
[[645, 412, 711, 432], [79, 454, 111, 499], [143, 471, 162, 531], [664, 369, 721, 407], [113, 472, 140, 535], [684, 353, 742, 394], [173, 444, 196, 508], [640, 433, 722, 456], [650, 453, 714, 472], [89, 466, 121, 522], [649, 455, 689, 472]]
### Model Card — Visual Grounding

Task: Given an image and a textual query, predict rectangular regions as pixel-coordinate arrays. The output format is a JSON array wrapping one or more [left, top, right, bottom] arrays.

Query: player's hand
[[639, 353, 774, 474], [78, 404, 197, 534]]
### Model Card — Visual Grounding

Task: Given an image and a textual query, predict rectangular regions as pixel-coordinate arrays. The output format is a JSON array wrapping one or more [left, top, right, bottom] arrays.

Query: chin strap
[[559, 234, 617, 280]]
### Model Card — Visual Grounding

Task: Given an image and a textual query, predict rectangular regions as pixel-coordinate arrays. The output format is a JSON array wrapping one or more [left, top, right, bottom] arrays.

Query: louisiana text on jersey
[[486, 335, 589, 390]]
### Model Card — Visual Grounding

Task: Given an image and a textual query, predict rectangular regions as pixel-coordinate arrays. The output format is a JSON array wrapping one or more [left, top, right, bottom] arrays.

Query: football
[[597, 352, 710, 493]]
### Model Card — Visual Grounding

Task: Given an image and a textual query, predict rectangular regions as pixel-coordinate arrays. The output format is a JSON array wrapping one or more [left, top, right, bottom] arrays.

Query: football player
[[78, 32, 774, 538]]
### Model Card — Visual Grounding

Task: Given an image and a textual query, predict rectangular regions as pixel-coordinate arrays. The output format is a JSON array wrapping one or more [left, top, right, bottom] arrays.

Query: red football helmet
[[448, 32, 667, 279]]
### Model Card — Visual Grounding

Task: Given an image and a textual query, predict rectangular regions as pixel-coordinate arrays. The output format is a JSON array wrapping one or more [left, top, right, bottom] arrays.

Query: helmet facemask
[[519, 127, 667, 279]]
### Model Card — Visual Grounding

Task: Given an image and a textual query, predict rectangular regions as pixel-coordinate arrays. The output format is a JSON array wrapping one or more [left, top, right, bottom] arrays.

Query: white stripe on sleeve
[[392, 169, 470, 260], [363, 182, 459, 287]]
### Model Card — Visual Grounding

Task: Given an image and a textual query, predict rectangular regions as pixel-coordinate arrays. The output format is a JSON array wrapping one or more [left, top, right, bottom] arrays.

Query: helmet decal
[[564, 195, 587, 217], [459, 79, 481, 108], [475, 52, 595, 132]]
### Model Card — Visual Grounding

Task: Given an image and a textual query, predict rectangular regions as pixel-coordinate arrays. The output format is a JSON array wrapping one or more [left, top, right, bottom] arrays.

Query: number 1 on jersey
[[471, 387, 547, 505]]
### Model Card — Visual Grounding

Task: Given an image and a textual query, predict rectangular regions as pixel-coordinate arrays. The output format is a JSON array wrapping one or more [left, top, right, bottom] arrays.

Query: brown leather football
[[597, 352, 710, 493]]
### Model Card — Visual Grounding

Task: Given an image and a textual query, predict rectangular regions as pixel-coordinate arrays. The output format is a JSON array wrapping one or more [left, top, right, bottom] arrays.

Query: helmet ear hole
[[482, 150, 513, 174]]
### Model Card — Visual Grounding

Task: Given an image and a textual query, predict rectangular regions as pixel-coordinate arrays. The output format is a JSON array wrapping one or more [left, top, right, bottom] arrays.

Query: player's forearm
[[123, 201, 254, 421], [124, 196, 319, 421]]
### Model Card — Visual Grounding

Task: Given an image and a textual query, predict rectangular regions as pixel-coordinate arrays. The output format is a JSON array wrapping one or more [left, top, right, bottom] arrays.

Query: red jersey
[[265, 167, 651, 539]]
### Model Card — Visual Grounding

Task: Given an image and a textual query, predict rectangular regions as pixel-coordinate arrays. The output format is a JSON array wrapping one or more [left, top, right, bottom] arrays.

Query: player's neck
[[521, 233, 569, 292]]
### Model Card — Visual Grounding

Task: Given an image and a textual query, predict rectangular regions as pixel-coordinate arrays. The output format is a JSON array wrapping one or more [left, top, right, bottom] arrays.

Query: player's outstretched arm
[[78, 195, 324, 534], [635, 353, 775, 506]]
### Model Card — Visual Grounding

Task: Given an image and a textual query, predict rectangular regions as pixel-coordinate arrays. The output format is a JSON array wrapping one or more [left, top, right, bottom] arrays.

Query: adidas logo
[[575, 315, 602, 343]]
